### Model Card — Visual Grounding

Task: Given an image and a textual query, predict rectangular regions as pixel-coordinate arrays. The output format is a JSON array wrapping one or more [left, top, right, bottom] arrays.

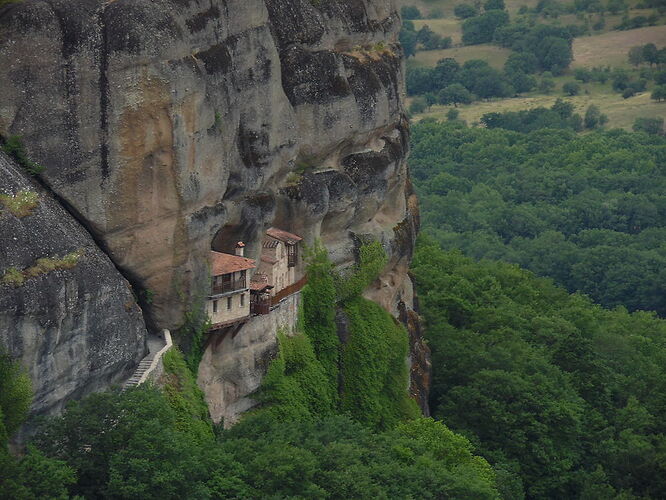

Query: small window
[[227, 297, 232, 310], [240, 294, 245, 307], [213, 300, 218, 313]]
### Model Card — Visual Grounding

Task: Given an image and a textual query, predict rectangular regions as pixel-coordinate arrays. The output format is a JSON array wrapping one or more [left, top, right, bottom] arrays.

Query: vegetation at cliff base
[[0, 241, 500, 498], [25, 385, 500, 499], [0, 350, 76, 499], [162, 347, 214, 443], [258, 241, 419, 430], [412, 236, 666, 499], [410, 119, 666, 315]]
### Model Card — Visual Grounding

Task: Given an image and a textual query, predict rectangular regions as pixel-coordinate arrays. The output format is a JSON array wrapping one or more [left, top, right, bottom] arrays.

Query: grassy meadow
[[402, 0, 666, 131], [572, 25, 666, 67], [411, 86, 664, 130]]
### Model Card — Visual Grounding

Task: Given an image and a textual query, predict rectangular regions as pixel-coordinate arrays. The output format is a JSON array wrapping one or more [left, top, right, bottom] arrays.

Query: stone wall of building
[[198, 292, 301, 426]]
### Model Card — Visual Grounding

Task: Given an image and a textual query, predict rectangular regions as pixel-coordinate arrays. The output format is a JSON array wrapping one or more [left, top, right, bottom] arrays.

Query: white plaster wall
[[207, 291, 250, 325]]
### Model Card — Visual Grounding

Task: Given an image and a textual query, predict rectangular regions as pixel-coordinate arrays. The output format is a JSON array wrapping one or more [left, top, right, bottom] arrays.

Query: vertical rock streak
[[97, 5, 110, 180]]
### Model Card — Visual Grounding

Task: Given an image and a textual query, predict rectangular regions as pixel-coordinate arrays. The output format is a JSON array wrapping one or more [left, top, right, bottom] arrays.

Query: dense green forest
[[0, 243, 501, 499], [410, 119, 666, 315], [412, 237, 666, 499]]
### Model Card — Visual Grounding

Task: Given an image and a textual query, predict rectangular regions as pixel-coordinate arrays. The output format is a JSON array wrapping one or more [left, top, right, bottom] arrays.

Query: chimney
[[235, 241, 245, 257]]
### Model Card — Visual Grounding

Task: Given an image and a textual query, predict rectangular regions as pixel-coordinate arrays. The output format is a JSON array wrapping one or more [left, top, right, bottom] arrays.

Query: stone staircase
[[123, 329, 172, 390], [123, 355, 156, 389]]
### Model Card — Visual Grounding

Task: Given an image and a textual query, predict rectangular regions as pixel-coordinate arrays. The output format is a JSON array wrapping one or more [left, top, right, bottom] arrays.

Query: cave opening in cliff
[[211, 223, 259, 255]]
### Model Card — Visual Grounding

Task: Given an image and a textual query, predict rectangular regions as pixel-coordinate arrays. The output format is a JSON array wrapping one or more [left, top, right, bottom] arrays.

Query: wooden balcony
[[251, 299, 271, 315], [210, 279, 246, 296]]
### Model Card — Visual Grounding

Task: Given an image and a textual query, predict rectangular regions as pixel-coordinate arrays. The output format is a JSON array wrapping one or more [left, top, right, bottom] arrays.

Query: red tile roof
[[210, 250, 255, 276], [250, 273, 273, 291], [250, 281, 273, 291], [266, 227, 303, 244]]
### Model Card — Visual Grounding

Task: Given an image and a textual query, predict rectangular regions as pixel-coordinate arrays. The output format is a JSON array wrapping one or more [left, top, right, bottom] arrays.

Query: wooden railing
[[251, 300, 271, 315], [271, 275, 308, 306], [211, 279, 246, 295]]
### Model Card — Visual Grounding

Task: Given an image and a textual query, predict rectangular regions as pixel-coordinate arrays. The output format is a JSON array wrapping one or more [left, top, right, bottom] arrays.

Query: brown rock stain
[[110, 75, 189, 327]]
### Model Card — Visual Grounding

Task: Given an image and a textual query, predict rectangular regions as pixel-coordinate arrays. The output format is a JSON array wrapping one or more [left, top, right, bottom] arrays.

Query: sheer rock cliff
[[0, 0, 428, 419], [0, 153, 147, 422]]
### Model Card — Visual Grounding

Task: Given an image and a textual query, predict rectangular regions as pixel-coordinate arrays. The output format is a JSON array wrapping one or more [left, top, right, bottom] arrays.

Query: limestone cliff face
[[0, 0, 427, 416], [0, 153, 147, 420]]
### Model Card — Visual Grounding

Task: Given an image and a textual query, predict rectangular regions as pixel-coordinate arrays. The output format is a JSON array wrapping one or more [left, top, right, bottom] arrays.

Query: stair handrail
[[138, 329, 173, 385]]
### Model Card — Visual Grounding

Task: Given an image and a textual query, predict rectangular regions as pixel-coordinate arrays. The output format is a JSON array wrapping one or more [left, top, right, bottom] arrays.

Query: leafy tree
[[0, 351, 78, 500], [481, 100, 584, 132], [484, 0, 506, 10], [400, 5, 422, 20], [433, 57, 462, 88], [651, 85, 666, 101], [494, 21, 532, 48], [0, 446, 76, 500], [584, 104, 602, 128], [409, 120, 666, 315], [607, 0, 627, 13], [628, 45, 644, 66], [438, 83, 473, 106], [424, 91, 438, 108], [447, 108, 461, 121], [412, 236, 666, 498], [612, 69, 631, 91], [301, 241, 340, 388], [574, 68, 592, 82], [659, 47, 666, 65], [454, 3, 479, 18], [409, 96, 428, 114], [225, 414, 500, 499], [406, 66, 435, 95], [552, 97, 575, 117], [539, 36, 573, 74], [476, 76, 514, 99], [563, 81, 581, 95], [504, 52, 539, 75], [508, 71, 536, 93], [642, 43, 659, 66], [161, 348, 214, 443], [459, 59, 513, 98], [462, 10, 510, 45], [399, 25, 418, 58], [629, 78, 647, 93], [539, 76, 556, 93], [417, 25, 452, 50], [633, 117, 664, 135], [622, 87, 636, 98], [655, 70, 666, 85]]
